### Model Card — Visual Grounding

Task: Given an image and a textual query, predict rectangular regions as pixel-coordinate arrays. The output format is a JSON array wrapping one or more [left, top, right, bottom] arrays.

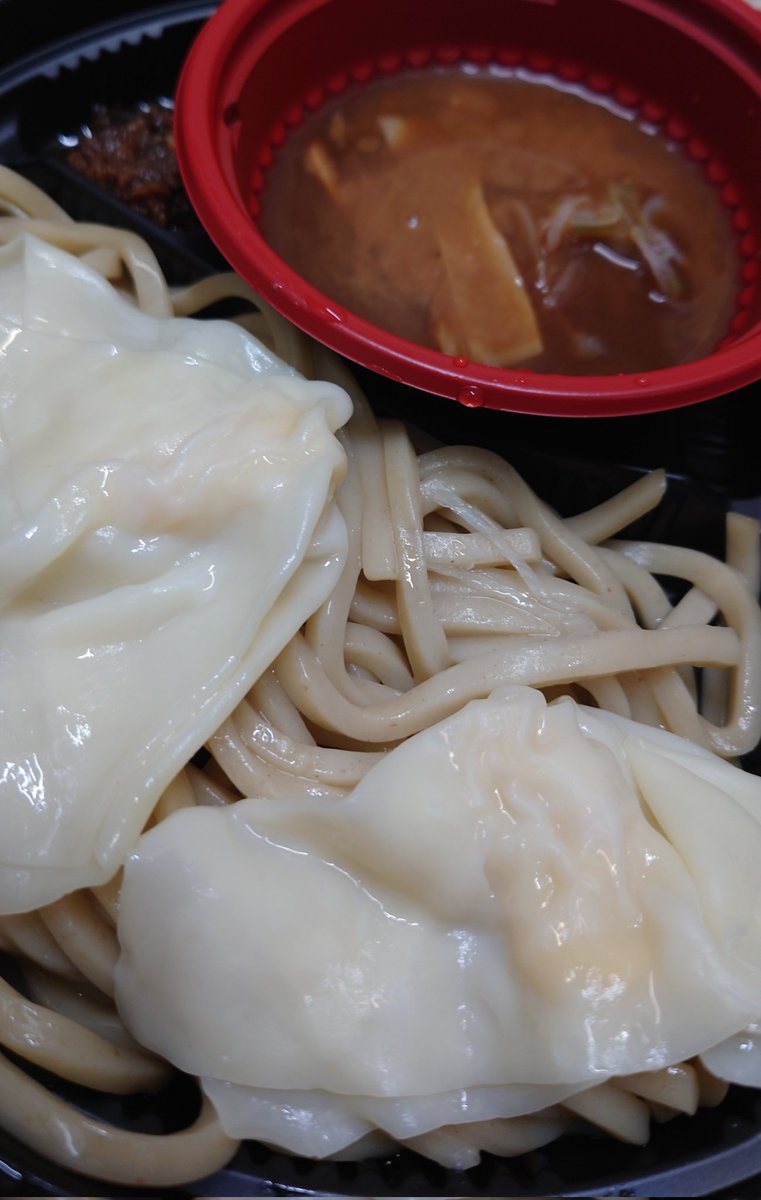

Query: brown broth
[[260, 70, 739, 375]]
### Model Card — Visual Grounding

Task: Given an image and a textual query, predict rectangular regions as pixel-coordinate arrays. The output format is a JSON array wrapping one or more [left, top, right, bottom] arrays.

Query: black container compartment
[[1, 3, 761, 1197], [0, 0, 225, 283]]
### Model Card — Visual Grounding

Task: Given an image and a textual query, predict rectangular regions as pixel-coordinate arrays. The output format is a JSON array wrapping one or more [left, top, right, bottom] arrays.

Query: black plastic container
[[0, 4, 760, 1196]]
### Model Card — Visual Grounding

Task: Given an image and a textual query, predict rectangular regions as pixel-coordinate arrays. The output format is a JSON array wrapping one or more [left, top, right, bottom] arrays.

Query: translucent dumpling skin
[[0, 235, 351, 913], [114, 686, 761, 1156]]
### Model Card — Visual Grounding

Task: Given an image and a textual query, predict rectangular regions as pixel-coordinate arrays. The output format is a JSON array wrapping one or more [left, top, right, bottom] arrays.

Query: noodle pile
[[1, 164, 761, 1187]]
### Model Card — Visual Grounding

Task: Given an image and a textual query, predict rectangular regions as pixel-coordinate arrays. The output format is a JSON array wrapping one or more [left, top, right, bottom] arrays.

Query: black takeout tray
[[1, 3, 760, 1196]]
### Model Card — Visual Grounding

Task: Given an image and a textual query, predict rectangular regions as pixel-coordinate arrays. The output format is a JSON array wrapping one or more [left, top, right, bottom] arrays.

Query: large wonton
[[114, 685, 761, 1158], [0, 235, 351, 912]]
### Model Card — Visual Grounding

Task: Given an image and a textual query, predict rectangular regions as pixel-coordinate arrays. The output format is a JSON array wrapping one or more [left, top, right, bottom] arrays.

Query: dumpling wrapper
[[0, 235, 351, 913], [700, 1023, 761, 1088], [114, 686, 761, 1158]]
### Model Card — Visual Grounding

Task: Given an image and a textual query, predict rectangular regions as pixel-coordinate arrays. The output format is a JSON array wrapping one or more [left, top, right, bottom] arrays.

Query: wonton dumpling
[[114, 686, 761, 1158], [0, 235, 351, 913]]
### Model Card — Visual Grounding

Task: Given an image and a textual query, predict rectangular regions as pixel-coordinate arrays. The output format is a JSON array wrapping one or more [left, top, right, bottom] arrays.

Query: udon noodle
[[1, 164, 761, 1187]]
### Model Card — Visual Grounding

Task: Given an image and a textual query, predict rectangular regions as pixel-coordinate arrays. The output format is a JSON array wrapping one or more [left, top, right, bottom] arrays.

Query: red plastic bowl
[[175, 0, 761, 417]]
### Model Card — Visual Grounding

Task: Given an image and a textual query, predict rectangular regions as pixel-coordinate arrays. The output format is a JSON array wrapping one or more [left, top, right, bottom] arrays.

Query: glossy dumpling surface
[[114, 686, 761, 1155], [0, 235, 350, 912]]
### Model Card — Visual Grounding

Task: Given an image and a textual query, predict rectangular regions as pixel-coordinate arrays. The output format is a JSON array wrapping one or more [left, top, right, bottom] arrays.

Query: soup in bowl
[[174, 0, 761, 416]]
